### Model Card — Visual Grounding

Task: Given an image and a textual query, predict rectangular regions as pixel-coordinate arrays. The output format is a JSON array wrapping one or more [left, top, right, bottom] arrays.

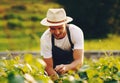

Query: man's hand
[[54, 64, 70, 74], [50, 74, 59, 81]]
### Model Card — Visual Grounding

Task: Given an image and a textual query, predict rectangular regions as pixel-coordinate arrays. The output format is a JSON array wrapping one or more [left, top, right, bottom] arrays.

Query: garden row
[[0, 53, 120, 83]]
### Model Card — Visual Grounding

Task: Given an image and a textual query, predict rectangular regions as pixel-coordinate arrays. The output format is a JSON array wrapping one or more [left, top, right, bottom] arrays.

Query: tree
[[55, 0, 120, 39]]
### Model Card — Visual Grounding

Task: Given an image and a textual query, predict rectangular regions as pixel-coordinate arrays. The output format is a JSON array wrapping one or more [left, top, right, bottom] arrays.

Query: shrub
[[7, 21, 23, 29], [30, 16, 42, 21], [11, 5, 26, 11], [0, 54, 53, 83], [3, 13, 17, 19]]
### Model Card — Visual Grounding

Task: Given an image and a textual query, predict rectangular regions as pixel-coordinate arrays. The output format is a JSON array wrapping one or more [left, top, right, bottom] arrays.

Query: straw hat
[[40, 8, 73, 26]]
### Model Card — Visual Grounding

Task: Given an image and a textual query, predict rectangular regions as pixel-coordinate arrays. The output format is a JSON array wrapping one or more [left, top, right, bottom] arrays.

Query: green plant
[[7, 21, 23, 29], [0, 54, 53, 83], [11, 5, 27, 11], [30, 16, 41, 21], [86, 56, 120, 83], [53, 65, 89, 83]]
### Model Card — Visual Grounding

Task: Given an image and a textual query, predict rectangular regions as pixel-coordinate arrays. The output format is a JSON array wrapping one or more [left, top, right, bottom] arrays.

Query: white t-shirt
[[40, 24, 84, 58]]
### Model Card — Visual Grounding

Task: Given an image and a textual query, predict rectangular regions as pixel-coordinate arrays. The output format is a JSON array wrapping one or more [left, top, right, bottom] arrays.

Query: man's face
[[49, 24, 66, 39]]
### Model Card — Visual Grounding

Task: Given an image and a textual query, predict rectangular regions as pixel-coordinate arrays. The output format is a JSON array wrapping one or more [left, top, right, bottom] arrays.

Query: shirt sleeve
[[70, 24, 84, 49], [40, 33, 52, 58]]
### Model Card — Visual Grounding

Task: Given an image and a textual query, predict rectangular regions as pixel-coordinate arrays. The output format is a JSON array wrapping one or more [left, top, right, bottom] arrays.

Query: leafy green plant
[[30, 16, 42, 21], [11, 5, 27, 11], [53, 55, 120, 83], [0, 54, 53, 83], [3, 13, 17, 20], [53, 65, 89, 83], [7, 20, 23, 29], [86, 55, 120, 83], [0, 53, 120, 83]]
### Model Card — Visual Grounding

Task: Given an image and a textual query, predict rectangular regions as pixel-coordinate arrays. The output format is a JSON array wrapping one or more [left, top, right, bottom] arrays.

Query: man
[[40, 8, 84, 79]]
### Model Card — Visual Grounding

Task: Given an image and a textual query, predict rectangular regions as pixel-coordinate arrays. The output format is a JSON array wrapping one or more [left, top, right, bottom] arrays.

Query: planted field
[[0, 54, 120, 83]]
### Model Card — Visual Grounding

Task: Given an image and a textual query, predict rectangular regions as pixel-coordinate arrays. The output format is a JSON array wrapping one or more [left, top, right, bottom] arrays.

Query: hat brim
[[40, 16, 73, 26]]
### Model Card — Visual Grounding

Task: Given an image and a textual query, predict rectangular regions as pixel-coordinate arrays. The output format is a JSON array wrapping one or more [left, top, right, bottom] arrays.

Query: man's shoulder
[[68, 24, 83, 33], [41, 29, 51, 40]]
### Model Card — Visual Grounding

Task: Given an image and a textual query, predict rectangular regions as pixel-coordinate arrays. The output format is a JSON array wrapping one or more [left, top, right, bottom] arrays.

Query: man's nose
[[55, 29, 60, 35]]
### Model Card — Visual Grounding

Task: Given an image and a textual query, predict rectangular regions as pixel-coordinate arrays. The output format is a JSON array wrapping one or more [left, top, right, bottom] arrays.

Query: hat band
[[47, 19, 66, 23]]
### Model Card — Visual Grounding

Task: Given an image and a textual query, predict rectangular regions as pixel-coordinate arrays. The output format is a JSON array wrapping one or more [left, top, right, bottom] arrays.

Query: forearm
[[68, 49, 84, 71], [45, 67, 59, 81], [43, 58, 59, 81], [68, 59, 83, 71], [45, 66, 57, 76]]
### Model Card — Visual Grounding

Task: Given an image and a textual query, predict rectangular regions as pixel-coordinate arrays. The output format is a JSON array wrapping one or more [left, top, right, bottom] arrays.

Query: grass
[[0, 37, 40, 51], [84, 34, 120, 51], [0, 34, 120, 52]]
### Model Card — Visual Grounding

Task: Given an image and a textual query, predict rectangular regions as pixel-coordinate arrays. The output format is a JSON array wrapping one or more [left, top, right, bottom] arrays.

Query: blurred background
[[0, 0, 120, 52]]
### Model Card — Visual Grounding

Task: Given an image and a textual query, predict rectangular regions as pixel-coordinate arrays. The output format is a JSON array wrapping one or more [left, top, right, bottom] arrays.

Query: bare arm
[[43, 58, 57, 76], [43, 58, 60, 81], [68, 49, 84, 70]]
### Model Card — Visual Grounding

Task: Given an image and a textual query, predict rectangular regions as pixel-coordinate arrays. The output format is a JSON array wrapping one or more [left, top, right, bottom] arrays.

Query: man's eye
[[51, 28, 55, 30], [58, 27, 63, 30]]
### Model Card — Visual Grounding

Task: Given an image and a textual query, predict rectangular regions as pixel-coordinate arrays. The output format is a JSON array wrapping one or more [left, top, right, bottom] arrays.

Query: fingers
[[54, 64, 66, 74], [55, 64, 63, 71]]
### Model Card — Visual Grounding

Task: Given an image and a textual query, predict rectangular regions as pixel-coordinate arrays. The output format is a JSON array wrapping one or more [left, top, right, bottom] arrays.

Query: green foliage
[[0, 0, 61, 51], [84, 35, 120, 50], [30, 16, 42, 21], [8, 72, 24, 83], [53, 55, 120, 83], [7, 20, 23, 29], [0, 53, 120, 83], [3, 13, 24, 21], [85, 56, 120, 83], [55, 0, 120, 38], [11, 5, 27, 11], [0, 54, 53, 83], [3, 13, 17, 20]]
